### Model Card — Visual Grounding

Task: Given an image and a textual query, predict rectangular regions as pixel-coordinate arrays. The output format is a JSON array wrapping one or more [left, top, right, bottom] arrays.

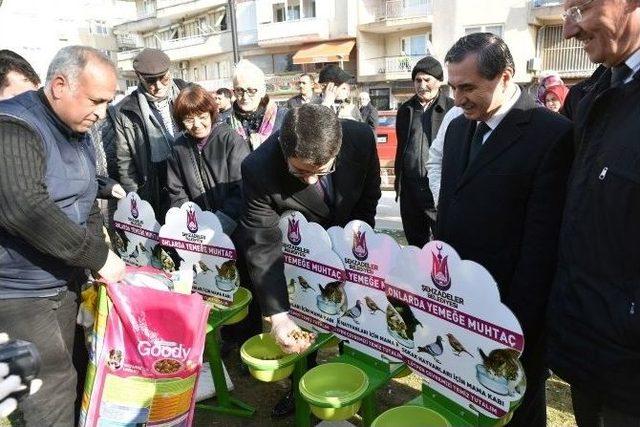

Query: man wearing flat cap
[[318, 64, 362, 122], [114, 48, 188, 217], [394, 56, 453, 248]]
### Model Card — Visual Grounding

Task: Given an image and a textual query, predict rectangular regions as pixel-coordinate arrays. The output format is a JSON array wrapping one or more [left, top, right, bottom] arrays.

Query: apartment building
[[358, 0, 597, 109], [113, 0, 234, 91], [235, 0, 359, 102]]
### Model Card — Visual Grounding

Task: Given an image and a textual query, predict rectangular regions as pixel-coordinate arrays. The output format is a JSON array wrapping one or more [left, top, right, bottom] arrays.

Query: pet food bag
[[80, 267, 210, 427]]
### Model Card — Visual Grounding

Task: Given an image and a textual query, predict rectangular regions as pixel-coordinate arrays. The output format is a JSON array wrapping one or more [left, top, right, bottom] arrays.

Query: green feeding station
[[239, 211, 526, 426], [157, 202, 256, 418]]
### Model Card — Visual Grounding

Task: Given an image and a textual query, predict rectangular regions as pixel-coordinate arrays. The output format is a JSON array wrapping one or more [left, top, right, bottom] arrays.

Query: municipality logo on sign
[[431, 244, 451, 291], [352, 230, 368, 261], [287, 217, 302, 245], [186, 208, 198, 233], [130, 198, 139, 219]]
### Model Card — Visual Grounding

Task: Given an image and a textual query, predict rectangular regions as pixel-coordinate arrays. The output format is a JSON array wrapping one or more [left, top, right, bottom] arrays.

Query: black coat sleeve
[[349, 128, 382, 228], [166, 149, 190, 209], [394, 106, 409, 194], [506, 120, 573, 343], [237, 158, 289, 317], [220, 130, 250, 221]]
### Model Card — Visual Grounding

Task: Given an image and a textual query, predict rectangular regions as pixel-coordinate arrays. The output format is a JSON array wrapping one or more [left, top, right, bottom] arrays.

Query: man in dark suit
[[394, 56, 454, 247], [285, 73, 320, 109], [436, 33, 572, 426], [237, 103, 381, 417]]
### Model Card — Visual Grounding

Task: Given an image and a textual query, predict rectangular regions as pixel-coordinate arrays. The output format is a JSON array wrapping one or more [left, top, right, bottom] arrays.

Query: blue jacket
[[0, 91, 98, 297]]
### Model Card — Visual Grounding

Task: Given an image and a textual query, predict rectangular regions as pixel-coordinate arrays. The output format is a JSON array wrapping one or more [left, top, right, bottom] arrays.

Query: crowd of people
[[1, 0, 639, 426]]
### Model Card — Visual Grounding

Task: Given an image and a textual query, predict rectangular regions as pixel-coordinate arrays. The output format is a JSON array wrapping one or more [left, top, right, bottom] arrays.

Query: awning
[[292, 40, 356, 65]]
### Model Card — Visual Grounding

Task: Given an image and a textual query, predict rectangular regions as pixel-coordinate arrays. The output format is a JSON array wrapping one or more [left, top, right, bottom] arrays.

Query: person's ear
[[49, 75, 69, 100]]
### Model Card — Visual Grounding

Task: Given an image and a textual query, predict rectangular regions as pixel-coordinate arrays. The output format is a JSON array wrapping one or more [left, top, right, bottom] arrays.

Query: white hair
[[45, 45, 115, 91], [359, 91, 370, 100], [232, 59, 266, 92]]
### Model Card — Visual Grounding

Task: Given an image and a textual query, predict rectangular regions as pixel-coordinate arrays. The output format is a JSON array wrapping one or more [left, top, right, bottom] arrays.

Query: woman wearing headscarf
[[543, 84, 570, 113], [167, 84, 249, 235], [227, 59, 287, 151]]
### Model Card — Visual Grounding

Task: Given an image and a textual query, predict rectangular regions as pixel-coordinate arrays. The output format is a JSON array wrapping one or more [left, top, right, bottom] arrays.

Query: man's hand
[[97, 250, 126, 282], [0, 334, 42, 418], [321, 82, 338, 107], [269, 312, 315, 354], [111, 183, 126, 199]]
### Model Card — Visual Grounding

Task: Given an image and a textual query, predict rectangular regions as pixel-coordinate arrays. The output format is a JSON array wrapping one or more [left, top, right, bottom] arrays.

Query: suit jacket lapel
[[457, 92, 534, 190]]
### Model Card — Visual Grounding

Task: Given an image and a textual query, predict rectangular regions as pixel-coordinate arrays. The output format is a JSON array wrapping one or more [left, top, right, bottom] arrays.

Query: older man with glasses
[[547, 1, 640, 426], [226, 59, 287, 151], [113, 48, 189, 218], [236, 104, 381, 418]]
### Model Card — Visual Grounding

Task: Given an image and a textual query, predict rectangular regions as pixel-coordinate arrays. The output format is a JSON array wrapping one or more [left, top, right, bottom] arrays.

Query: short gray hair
[[45, 45, 116, 90], [232, 59, 266, 92]]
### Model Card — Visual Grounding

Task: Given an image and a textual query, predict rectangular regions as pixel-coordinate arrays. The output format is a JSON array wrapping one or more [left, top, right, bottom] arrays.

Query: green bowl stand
[[195, 293, 256, 418]]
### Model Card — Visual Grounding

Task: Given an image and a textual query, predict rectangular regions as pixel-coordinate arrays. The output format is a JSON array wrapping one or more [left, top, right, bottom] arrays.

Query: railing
[[531, 0, 562, 7], [257, 17, 329, 42], [539, 25, 597, 76], [160, 31, 220, 50], [370, 54, 424, 74], [116, 33, 144, 50], [375, 0, 432, 20]]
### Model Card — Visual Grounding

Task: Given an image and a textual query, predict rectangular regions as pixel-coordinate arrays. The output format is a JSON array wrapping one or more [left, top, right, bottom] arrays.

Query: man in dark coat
[[436, 33, 572, 427], [114, 48, 188, 219], [285, 73, 320, 109], [547, 1, 640, 425], [358, 91, 378, 130], [394, 56, 453, 247], [236, 104, 381, 417]]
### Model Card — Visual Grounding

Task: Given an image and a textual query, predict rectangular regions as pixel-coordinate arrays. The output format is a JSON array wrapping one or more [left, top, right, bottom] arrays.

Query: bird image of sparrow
[[287, 278, 296, 295], [199, 261, 212, 273], [138, 242, 149, 252], [340, 300, 362, 324], [364, 296, 384, 314], [446, 333, 473, 357], [297, 276, 314, 292], [129, 245, 139, 259], [418, 336, 444, 364]]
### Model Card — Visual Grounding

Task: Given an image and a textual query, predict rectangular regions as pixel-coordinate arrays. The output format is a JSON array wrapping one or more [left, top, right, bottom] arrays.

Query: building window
[[193, 67, 200, 81], [219, 61, 230, 78], [370, 88, 390, 111], [90, 20, 109, 36], [464, 24, 504, 38], [248, 55, 274, 74], [304, 0, 316, 18], [273, 3, 286, 22], [401, 34, 428, 56], [143, 34, 158, 48], [204, 64, 209, 80], [212, 7, 227, 31], [287, 0, 301, 20], [274, 53, 302, 73]]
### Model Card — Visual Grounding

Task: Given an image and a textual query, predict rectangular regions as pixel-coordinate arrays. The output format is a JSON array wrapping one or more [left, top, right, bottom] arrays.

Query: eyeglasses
[[182, 113, 211, 127], [140, 72, 171, 87], [288, 158, 336, 178], [561, 0, 595, 23], [233, 87, 259, 97]]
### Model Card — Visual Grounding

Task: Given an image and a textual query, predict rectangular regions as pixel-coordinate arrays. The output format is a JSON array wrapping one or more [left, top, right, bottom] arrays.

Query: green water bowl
[[299, 363, 369, 421], [240, 333, 298, 382], [372, 405, 452, 427], [208, 287, 252, 325]]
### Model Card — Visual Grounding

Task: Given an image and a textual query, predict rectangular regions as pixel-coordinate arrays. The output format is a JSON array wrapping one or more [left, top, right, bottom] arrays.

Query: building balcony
[[358, 54, 423, 82], [257, 17, 330, 47], [156, 0, 227, 22], [537, 25, 598, 79], [161, 30, 232, 62], [360, 0, 432, 34], [529, 0, 564, 24]]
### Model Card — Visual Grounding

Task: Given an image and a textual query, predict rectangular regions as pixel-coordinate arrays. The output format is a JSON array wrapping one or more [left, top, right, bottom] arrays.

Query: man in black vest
[[236, 104, 381, 417], [0, 46, 125, 426], [394, 56, 453, 247], [436, 33, 573, 426]]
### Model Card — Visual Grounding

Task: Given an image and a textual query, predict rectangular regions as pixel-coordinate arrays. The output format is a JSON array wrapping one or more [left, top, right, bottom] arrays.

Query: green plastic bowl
[[299, 363, 369, 421], [240, 333, 298, 382], [372, 405, 452, 427], [222, 287, 251, 325]]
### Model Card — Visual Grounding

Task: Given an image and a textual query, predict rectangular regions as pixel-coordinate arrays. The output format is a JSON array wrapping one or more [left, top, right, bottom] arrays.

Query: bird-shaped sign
[[340, 300, 362, 324], [418, 335, 444, 364], [297, 276, 314, 292], [446, 333, 473, 357], [364, 296, 384, 314]]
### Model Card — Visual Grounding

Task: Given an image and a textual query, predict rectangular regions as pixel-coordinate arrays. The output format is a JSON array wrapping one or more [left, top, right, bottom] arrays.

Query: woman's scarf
[[228, 96, 278, 150]]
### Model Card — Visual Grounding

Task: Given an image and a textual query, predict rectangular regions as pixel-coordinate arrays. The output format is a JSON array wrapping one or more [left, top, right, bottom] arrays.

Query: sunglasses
[[561, 0, 595, 23]]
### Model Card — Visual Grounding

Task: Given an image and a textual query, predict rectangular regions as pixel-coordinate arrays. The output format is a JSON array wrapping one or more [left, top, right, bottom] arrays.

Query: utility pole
[[228, 0, 240, 64]]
